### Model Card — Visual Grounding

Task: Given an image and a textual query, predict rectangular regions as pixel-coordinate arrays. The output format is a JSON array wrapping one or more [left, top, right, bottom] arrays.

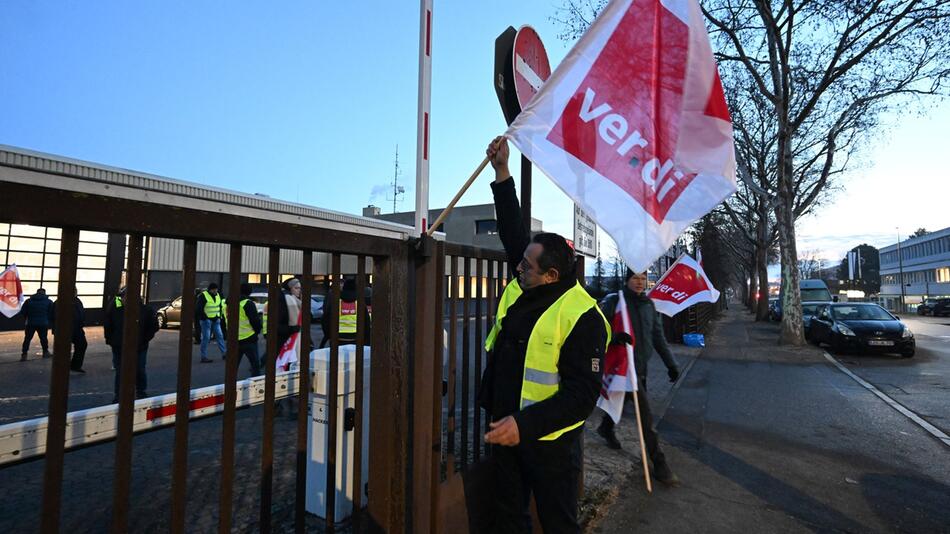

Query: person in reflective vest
[[320, 277, 372, 347], [480, 138, 609, 533], [196, 283, 226, 363], [235, 283, 262, 376]]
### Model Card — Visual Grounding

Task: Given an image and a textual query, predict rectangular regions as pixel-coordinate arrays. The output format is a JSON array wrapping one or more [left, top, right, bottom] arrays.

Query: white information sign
[[573, 204, 597, 257]]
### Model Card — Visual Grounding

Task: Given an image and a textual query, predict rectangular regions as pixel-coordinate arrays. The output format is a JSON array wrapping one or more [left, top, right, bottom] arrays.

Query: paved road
[[0, 325, 331, 532], [831, 314, 950, 436], [597, 308, 950, 533]]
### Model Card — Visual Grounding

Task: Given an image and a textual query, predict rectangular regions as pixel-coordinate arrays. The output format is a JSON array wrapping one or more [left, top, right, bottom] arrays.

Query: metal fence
[[2, 173, 415, 532]]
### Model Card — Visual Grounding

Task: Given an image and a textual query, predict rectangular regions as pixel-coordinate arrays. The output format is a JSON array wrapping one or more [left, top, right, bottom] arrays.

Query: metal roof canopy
[[0, 144, 444, 244]]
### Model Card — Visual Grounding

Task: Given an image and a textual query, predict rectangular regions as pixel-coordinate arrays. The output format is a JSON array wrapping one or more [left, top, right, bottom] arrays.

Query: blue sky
[[2, 1, 948, 277]]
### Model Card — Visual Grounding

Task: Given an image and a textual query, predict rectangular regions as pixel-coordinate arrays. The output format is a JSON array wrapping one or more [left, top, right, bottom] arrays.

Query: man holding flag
[[480, 138, 610, 533], [597, 270, 680, 485]]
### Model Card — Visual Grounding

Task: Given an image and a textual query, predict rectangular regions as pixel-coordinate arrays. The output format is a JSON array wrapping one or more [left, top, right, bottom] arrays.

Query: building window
[[938, 268, 950, 283], [475, 219, 498, 235]]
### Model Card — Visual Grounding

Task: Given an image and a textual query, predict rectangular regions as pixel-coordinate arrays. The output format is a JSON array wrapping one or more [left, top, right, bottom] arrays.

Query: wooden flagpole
[[426, 155, 492, 237], [632, 389, 653, 492]]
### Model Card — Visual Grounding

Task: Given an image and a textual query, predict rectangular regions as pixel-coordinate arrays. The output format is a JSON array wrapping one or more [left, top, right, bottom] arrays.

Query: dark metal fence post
[[39, 227, 79, 534], [218, 244, 242, 533], [260, 247, 280, 533], [296, 250, 313, 533], [170, 239, 198, 534], [112, 233, 144, 533]]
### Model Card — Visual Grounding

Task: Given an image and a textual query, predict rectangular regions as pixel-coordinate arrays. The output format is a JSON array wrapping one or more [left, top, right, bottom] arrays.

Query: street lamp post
[[896, 227, 906, 313]]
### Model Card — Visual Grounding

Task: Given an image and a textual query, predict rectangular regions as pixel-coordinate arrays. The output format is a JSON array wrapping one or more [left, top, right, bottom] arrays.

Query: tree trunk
[[776, 126, 804, 345], [754, 205, 771, 321], [739, 269, 749, 306], [747, 266, 758, 312]]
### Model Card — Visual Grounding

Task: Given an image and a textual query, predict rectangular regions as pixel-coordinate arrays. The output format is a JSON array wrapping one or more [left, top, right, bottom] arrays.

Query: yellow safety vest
[[339, 300, 358, 335], [485, 280, 610, 441], [114, 296, 123, 308], [237, 299, 255, 341], [202, 291, 222, 319]]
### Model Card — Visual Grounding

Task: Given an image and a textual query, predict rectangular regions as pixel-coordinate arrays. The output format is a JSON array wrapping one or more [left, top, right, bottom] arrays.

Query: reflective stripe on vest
[[485, 280, 610, 441], [237, 299, 255, 341], [202, 291, 222, 318], [339, 300, 358, 335]]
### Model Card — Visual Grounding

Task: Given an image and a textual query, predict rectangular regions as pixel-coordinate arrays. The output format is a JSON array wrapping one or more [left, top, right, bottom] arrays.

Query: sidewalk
[[585, 307, 950, 533], [579, 326, 704, 525]]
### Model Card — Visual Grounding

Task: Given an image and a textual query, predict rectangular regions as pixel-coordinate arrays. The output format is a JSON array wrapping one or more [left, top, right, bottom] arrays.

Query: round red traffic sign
[[512, 26, 551, 110]]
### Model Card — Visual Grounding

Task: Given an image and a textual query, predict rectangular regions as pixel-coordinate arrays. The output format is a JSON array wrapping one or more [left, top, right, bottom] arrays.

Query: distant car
[[774, 279, 835, 321], [918, 298, 950, 317], [801, 301, 824, 336], [249, 292, 324, 321], [157, 297, 183, 329], [808, 303, 915, 357]]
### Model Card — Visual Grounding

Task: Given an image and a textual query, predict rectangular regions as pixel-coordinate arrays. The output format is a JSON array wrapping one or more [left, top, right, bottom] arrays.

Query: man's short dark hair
[[531, 233, 576, 281], [208, 283, 219, 290], [240, 283, 252, 296]]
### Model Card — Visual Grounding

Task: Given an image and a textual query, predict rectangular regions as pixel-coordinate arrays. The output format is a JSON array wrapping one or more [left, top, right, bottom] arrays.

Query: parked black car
[[808, 303, 915, 357], [918, 298, 950, 317], [801, 301, 824, 337]]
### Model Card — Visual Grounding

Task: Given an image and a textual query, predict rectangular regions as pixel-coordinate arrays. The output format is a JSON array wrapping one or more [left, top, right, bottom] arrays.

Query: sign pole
[[415, 0, 433, 235], [521, 155, 532, 233]]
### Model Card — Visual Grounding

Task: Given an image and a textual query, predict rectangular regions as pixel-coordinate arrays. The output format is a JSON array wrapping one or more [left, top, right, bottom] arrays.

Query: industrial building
[[0, 145, 414, 331]]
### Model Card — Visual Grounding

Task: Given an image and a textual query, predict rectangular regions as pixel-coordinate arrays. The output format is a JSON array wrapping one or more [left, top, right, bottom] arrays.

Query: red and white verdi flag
[[0, 264, 25, 319], [649, 253, 720, 317], [597, 290, 638, 424], [506, 0, 736, 272]]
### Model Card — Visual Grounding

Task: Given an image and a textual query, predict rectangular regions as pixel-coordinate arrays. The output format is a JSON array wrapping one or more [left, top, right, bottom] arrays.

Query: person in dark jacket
[[48, 293, 88, 373], [236, 283, 263, 377], [320, 277, 371, 347], [103, 288, 160, 402], [20, 288, 53, 361], [480, 137, 609, 533], [596, 269, 680, 485]]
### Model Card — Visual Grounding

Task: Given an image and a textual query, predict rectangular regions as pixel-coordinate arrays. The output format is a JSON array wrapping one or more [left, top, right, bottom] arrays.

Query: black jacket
[[479, 177, 607, 443], [600, 287, 677, 381], [103, 297, 159, 351], [21, 293, 52, 327], [48, 297, 85, 337]]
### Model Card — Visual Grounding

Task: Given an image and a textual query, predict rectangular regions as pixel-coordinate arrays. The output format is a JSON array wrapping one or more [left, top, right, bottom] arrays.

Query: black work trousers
[[70, 330, 88, 370], [491, 429, 583, 534], [602, 378, 665, 463], [22, 326, 50, 354], [238, 340, 261, 377]]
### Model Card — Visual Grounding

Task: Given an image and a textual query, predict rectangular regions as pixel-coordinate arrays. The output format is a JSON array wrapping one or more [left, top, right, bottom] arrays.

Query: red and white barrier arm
[[0, 370, 303, 466]]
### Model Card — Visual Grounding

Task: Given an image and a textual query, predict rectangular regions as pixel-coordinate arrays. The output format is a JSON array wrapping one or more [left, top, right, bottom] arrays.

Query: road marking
[[823, 352, 950, 448], [515, 54, 544, 91]]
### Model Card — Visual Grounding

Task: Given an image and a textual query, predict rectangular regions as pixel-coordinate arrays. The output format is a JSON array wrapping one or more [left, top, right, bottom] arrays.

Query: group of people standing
[[18, 286, 159, 403], [17, 277, 368, 406]]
